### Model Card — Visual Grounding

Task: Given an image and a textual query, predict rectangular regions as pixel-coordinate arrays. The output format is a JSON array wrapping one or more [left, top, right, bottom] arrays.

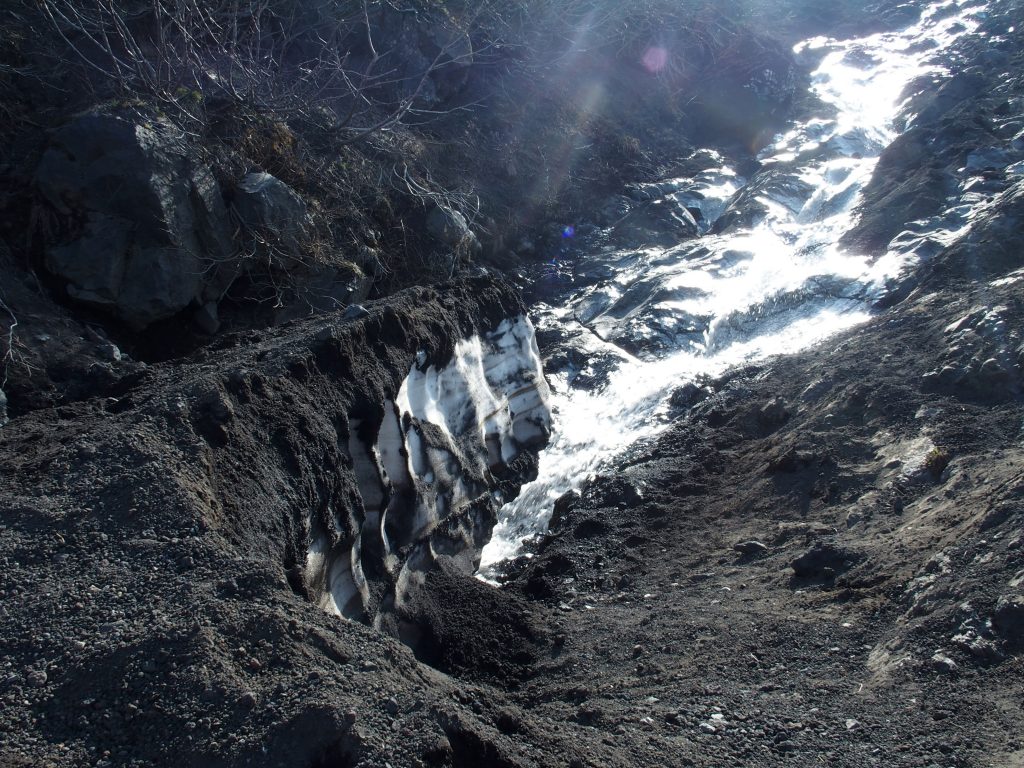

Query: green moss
[[924, 447, 952, 478]]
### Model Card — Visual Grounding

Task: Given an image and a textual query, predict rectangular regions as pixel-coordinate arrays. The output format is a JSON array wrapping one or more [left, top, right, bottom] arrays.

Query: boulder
[[791, 542, 862, 579], [35, 109, 236, 330], [548, 490, 582, 532], [427, 205, 478, 251], [230, 174, 375, 325], [232, 172, 312, 265], [669, 382, 710, 410], [734, 540, 769, 557]]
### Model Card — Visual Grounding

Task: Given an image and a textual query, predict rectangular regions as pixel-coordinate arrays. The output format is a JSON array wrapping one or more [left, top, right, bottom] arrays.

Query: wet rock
[[669, 382, 710, 411], [965, 147, 1017, 173], [712, 170, 814, 234], [549, 490, 582, 532], [0, 387, 7, 427], [790, 542, 863, 580], [597, 194, 633, 226], [35, 108, 236, 330], [609, 198, 700, 247], [907, 70, 987, 128]]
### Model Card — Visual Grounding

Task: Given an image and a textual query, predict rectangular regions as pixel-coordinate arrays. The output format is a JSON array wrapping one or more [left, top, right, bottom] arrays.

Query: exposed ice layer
[[304, 314, 550, 622], [305, 517, 368, 620], [397, 315, 551, 465]]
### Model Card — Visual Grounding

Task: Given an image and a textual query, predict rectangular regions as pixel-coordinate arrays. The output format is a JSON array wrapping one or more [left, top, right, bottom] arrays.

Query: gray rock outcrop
[[35, 109, 237, 330]]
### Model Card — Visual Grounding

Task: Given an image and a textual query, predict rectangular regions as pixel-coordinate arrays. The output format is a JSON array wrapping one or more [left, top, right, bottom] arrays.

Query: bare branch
[[0, 294, 18, 391]]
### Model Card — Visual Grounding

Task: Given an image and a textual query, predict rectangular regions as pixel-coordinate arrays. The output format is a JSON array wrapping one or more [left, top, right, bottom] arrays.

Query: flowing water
[[479, 0, 993, 575]]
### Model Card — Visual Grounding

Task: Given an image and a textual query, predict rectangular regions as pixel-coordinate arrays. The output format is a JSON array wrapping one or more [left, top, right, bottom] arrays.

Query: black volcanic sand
[[5, 188, 1023, 768]]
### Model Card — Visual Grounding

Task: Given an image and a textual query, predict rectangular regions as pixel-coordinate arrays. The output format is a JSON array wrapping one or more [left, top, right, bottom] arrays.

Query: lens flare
[[642, 46, 669, 74]]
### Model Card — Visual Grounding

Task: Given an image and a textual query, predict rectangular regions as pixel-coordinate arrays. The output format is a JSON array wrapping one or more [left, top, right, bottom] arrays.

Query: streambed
[[480, 0, 995, 573]]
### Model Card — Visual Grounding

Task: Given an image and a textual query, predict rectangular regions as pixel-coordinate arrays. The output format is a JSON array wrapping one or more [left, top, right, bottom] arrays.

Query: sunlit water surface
[[480, 1, 988, 575]]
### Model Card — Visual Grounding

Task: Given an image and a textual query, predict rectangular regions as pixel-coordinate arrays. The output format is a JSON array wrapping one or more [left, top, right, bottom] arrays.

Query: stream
[[479, 0, 992, 575]]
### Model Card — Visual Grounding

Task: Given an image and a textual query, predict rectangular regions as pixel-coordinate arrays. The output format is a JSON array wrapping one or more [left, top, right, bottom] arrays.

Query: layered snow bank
[[307, 314, 550, 621]]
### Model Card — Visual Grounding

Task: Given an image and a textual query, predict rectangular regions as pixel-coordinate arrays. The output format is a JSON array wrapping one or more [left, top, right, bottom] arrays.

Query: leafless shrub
[[33, 0, 480, 141]]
